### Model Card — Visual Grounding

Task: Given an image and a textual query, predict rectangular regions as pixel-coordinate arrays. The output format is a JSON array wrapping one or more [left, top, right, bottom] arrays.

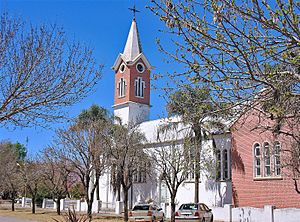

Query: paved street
[[0, 216, 36, 222]]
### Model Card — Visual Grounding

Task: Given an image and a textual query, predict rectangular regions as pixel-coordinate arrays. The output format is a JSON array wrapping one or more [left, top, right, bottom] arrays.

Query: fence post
[[115, 201, 123, 214], [60, 199, 65, 211], [224, 204, 233, 222], [76, 200, 81, 212], [264, 205, 274, 222], [21, 197, 25, 207], [42, 199, 46, 208]]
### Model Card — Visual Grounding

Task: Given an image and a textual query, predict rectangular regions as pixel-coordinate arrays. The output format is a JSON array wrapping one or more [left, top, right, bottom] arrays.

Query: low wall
[[212, 204, 300, 222], [274, 208, 300, 222]]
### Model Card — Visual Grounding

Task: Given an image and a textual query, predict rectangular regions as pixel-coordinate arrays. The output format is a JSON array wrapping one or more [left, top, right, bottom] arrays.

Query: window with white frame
[[263, 142, 271, 177], [133, 166, 146, 183], [253, 141, 281, 178], [135, 77, 145, 98], [118, 77, 126, 97], [254, 143, 261, 177], [184, 146, 195, 181], [223, 150, 229, 180], [215, 148, 230, 181], [273, 141, 281, 176], [216, 149, 221, 180]]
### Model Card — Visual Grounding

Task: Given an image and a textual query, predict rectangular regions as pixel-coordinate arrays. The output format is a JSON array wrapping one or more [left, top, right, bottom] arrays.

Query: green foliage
[[78, 104, 110, 123], [167, 84, 229, 127], [3, 141, 27, 161], [14, 142, 27, 160], [69, 183, 85, 199]]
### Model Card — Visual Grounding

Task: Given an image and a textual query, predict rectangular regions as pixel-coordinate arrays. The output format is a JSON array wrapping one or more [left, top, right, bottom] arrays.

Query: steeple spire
[[123, 19, 142, 62]]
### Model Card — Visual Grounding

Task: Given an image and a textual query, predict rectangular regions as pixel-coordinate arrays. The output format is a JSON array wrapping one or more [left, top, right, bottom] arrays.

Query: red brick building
[[231, 108, 300, 208]]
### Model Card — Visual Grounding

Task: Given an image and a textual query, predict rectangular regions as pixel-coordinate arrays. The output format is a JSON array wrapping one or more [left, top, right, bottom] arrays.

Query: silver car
[[129, 204, 165, 222], [175, 203, 213, 222]]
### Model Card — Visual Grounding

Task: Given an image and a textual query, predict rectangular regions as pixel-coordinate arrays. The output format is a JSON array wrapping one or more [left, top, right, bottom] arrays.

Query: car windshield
[[179, 204, 198, 210], [133, 205, 150, 211]]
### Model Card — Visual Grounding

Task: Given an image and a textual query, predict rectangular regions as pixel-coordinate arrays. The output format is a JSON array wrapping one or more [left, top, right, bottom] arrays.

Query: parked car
[[129, 203, 165, 222], [175, 203, 213, 222]]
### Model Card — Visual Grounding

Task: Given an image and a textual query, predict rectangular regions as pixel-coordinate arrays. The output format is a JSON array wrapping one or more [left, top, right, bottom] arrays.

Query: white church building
[[97, 18, 232, 213]]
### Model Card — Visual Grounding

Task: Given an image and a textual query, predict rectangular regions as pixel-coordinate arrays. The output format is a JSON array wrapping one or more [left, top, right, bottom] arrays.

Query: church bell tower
[[112, 17, 152, 125]]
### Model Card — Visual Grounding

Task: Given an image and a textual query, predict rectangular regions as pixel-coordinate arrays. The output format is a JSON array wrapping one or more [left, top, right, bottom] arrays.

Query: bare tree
[[0, 141, 22, 211], [105, 123, 147, 222], [0, 12, 102, 127], [40, 147, 71, 215], [149, 0, 299, 114], [149, 0, 300, 193], [19, 159, 43, 214], [146, 122, 191, 222], [55, 118, 109, 220]]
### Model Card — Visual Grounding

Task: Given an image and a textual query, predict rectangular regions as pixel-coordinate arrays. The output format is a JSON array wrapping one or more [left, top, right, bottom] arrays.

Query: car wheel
[[210, 215, 214, 222], [201, 218, 205, 222]]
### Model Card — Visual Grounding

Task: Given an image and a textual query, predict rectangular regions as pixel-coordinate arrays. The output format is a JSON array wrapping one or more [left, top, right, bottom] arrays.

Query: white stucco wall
[[96, 116, 232, 214], [114, 102, 150, 125]]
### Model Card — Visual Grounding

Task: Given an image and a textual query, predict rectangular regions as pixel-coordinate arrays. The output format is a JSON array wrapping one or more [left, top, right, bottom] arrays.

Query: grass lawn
[[0, 206, 123, 222]]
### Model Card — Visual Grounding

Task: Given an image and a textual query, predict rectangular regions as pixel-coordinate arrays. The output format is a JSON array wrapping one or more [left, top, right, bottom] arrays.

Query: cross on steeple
[[128, 4, 140, 20]]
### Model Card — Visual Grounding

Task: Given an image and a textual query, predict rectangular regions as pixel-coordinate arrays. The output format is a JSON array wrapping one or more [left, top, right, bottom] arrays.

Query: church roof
[[112, 19, 153, 71], [123, 19, 142, 62]]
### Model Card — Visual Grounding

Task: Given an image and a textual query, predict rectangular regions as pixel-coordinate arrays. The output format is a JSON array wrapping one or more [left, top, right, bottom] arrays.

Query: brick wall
[[114, 58, 150, 106], [231, 109, 300, 208]]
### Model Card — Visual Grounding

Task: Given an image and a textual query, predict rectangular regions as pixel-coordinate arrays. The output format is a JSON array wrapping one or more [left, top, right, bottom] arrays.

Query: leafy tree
[[77, 105, 112, 201], [0, 12, 102, 128], [105, 123, 147, 222], [13, 142, 27, 161], [167, 85, 227, 202]]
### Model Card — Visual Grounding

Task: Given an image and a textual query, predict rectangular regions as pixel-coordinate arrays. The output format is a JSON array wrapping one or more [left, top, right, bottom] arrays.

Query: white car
[[129, 204, 165, 222], [175, 203, 213, 222]]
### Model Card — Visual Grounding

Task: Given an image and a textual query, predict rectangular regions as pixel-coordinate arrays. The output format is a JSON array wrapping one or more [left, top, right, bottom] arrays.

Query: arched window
[[274, 141, 281, 176], [254, 143, 261, 177], [263, 142, 271, 177], [118, 78, 126, 97], [135, 77, 145, 98], [216, 149, 221, 180], [223, 150, 229, 179]]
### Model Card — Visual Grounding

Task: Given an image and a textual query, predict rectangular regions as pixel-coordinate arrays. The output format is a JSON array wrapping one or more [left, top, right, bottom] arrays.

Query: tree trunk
[[117, 185, 121, 201], [123, 188, 129, 222], [96, 172, 100, 201], [96, 184, 100, 200], [56, 198, 61, 215], [32, 196, 36, 214], [194, 129, 202, 203], [87, 199, 93, 221], [170, 196, 176, 222], [11, 198, 15, 212]]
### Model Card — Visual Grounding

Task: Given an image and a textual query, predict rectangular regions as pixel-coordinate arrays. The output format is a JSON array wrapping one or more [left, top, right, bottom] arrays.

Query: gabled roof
[[112, 19, 153, 71], [112, 53, 153, 71]]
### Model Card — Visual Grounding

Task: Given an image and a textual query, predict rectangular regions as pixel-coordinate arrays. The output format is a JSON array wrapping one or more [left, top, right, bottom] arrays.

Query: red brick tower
[[112, 19, 152, 124]]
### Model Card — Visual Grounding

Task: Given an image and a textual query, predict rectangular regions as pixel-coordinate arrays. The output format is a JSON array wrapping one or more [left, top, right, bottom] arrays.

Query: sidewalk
[[0, 216, 37, 222]]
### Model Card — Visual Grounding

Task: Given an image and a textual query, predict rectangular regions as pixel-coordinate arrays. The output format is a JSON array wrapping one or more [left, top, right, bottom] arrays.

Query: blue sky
[[0, 0, 175, 155]]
